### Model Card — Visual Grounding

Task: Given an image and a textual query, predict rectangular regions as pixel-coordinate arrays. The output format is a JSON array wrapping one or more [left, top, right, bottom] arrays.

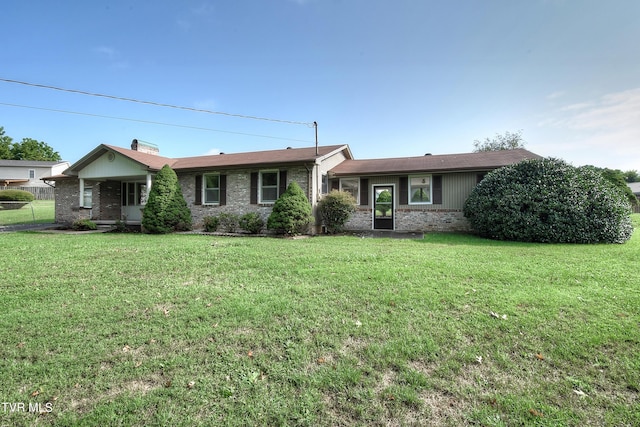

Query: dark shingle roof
[[171, 145, 350, 171], [330, 149, 542, 176]]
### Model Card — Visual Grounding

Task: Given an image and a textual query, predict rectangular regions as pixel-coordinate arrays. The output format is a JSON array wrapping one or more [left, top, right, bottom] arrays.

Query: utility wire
[[0, 102, 314, 144], [0, 77, 315, 127]]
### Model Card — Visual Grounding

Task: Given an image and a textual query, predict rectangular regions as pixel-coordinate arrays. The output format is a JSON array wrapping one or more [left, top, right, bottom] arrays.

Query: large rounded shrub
[[463, 158, 633, 243], [318, 190, 356, 233], [0, 189, 34, 209], [267, 181, 313, 235], [142, 165, 192, 234]]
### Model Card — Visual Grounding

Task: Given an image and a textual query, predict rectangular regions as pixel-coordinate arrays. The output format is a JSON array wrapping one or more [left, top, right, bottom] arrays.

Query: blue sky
[[2, 0, 639, 170]]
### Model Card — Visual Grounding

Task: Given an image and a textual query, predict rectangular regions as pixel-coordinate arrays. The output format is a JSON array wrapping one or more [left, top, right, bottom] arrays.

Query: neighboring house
[[629, 182, 640, 213], [0, 159, 70, 199], [44, 140, 541, 232], [0, 159, 69, 188]]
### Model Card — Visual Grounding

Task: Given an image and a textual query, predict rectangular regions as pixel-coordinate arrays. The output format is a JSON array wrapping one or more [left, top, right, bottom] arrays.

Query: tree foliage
[[142, 165, 192, 234], [473, 130, 525, 152], [318, 190, 356, 233], [623, 170, 640, 183], [463, 158, 633, 244], [0, 127, 62, 161], [588, 166, 638, 206], [267, 181, 313, 235]]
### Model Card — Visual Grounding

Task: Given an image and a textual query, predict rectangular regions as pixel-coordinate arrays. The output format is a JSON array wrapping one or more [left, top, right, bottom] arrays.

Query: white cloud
[[538, 88, 640, 170], [203, 148, 221, 155]]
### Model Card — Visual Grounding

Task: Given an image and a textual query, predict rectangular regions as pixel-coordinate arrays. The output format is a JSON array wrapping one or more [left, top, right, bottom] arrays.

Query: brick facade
[[344, 207, 470, 232]]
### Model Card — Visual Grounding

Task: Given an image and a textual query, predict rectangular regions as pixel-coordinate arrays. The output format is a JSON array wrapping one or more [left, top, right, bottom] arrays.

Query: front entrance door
[[122, 182, 147, 221], [373, 185, 394, 230]]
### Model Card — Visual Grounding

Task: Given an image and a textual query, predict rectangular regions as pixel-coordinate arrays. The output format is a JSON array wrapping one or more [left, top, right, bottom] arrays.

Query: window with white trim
[[83, 187, 93, 207], [340, 178, 359, 204], [321, 173, 329, 194], [203, 173, 220, 204], [260, 170, 279, 203], [409, 175, 431, 204]]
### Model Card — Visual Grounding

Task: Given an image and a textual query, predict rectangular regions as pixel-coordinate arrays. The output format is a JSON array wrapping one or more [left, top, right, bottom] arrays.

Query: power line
[[0, 77, 315, 127], [0, 102, 314, 144]]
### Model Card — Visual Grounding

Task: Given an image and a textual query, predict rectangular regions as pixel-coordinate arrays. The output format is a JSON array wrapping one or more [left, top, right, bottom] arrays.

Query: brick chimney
[[131, 139, 159, 155]]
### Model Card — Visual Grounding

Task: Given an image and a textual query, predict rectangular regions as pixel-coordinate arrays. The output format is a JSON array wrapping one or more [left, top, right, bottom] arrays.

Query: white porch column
[[146, 172, 152, 203], [79, 178, 85, 207]]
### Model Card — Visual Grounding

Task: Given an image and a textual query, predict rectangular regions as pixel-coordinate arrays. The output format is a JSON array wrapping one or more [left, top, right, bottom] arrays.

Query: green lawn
[[0, 200, 55, 225], [1, 220, 639, 426]]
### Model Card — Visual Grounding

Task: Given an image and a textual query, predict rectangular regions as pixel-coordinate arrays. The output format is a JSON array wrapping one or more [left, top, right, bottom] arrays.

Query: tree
[[463, 158, 633, 244], [0, 127, 13, 159], [142, 165, 192, 234], [473, 130, 526, 152], [11, 138, 62, 161], [267, 181, 313, 235], [623, 170, 640, 183], [0, 127, 62, 161]]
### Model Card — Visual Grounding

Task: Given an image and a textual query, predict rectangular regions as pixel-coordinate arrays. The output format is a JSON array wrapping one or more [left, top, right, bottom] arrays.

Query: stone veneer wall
[[178, 166, 312, 230], [344, 207, 471, 232]]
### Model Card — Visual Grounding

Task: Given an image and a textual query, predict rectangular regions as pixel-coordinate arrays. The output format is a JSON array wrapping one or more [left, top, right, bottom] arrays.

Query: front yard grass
[[1, 219, 638, 426], [0, 200, 55, 225]]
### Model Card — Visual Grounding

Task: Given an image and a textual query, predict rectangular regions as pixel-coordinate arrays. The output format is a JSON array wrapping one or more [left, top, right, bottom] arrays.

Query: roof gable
[[65, 144, 175, 176]]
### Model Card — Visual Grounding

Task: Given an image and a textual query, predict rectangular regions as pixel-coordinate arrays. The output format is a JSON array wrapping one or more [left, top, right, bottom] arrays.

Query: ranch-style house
[[44, 140, 541, 233]]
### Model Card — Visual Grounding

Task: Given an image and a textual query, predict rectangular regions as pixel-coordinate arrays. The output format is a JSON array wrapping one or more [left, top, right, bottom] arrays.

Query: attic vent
[[131, 139, 159, 155], [425, 153, 432, 156], [286, 147, 292, 149]]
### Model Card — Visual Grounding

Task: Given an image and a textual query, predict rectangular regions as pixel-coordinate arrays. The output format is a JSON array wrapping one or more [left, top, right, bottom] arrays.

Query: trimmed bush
[[203, 216, 219, 232], [267, 182, 313, 235], [239, 212, 264, 234], [218, 213, 239, 233], [318, 190, 356, 233], [72, 219, 97, 231], [0, 189, 35, 202], [142, 165, 192, 234], [463, 158, 633, 243]]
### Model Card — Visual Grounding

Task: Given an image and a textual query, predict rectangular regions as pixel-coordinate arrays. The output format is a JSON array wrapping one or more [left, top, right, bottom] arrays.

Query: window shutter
[[195, 175, 202, 205], [360, 178, 369, 206], [330, 179, 339, 191], [399, 177, 408, 205], [219, 174, 227, 206], [433, 175, 443, 204], [278, 170, 287, 197], [250, 172, 258, 204]]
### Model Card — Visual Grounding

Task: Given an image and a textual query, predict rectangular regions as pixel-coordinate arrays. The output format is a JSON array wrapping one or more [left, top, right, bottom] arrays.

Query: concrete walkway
[[0, 223, 57, 232]]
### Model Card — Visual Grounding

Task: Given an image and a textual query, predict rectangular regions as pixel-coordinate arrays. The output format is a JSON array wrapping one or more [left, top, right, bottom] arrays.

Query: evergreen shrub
[[239, 212, 264, 234], [203, 216, 219, 232], [72, 219, 97, 231], [318, 190, 356, 233], [218, 213, 239, 233], [267, 182, 313, 235], [142, 165, 192, 234], [463, 158, 633, 243]]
